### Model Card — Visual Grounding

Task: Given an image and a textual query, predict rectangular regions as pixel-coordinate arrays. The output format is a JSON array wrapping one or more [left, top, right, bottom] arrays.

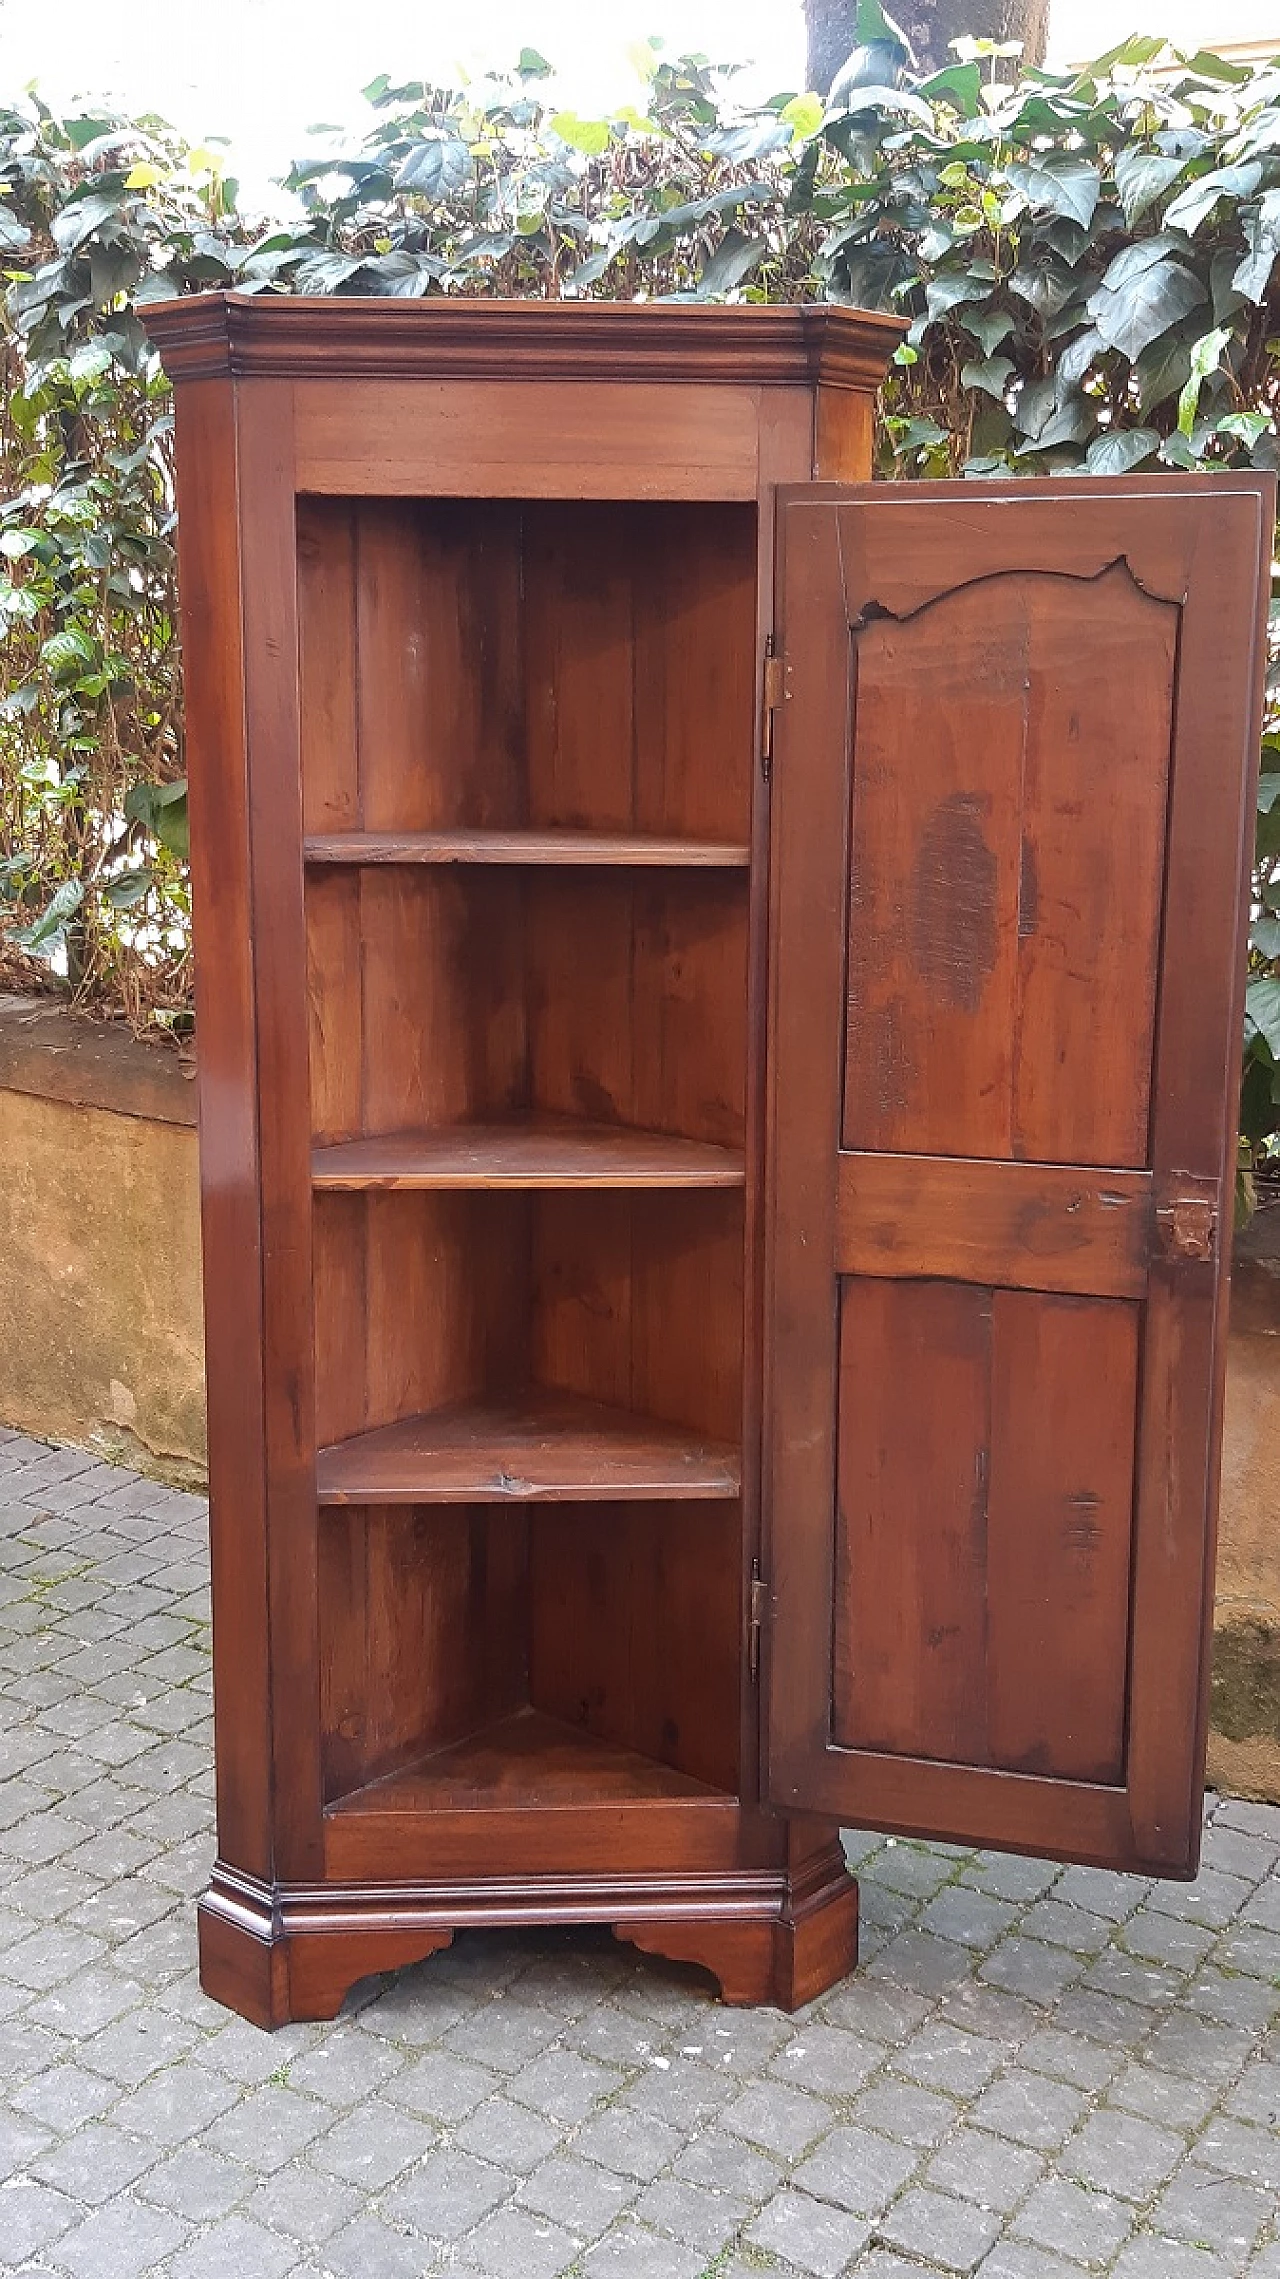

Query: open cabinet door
[[763, 474, 1273, 1876]]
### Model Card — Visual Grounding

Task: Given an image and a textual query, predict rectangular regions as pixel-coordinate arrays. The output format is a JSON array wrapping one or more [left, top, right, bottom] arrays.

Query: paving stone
[[1109, 2243, 1236, 2279], [980, 1939, 1085, 2005], [381, 2144, 508, 2239], [457, 2201, 580, 2278], [770, 2021, 884, 2099], [311, 2099, 430, 2187], [1153, 2163, 1271, 2266], [456, 2093, 565, 2174], [634, 2173, 749, 2256], [446, 1994, 563, 2071], [1147, 1869, 1253, 1931], [1106, 2060, 1218, 2130], [560, 2106, 685, 2185], [819, 1980, 932, 2046], [163, 2213, 298, 2279], [1012, 2175, 1134, 2265], [869, 1930, 975, 1999], [31, 2121, 159, 2206], [1063, 2109, 1185, 2201], [51, 2191, 188, 2278], [321, 2211, 441, 2279], [519, 2152, 639, 2237], [387, 2047, 500, 2123], [510, 2043, 623, 2123], [791, 2122, 920, 2216], [877, 2183, 1003, 2271], [282, 2025, 404, 2104], [893, 2018, 1005, 2096], [919, 1887, 1019, 1950], [1017, 1901, 1113, 1954], [852, 2075, 959, 2148], [970, 2070, 1088, 2151], [1194, 2115, 1280, 2194], [0, 2179, 78, 2261], [1189, 1969, 1280, 2035], [1142, 2012, 1255, 2085], [980, 2250, 1108, 2279], [137, 2143, 253, 2223], [747, 2187, 873, 2275], [1017, 2028, 1120, 2093], [721, 2077, 836, 2157], [1224, 2058, 1280, 2129], [673, 2126, 783, 2201], [1050, 1988, 1151, 2050], [580, 2223, 706, 2279], [925, 2125, 1044, 2213]]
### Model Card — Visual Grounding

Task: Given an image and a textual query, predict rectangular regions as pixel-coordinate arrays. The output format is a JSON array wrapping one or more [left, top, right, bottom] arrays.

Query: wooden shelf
[[327, 1708, 723, 1815], [315, 1389, 741, 1505], [312, 1119, 745, 1191], [303, 828, 751, 868]]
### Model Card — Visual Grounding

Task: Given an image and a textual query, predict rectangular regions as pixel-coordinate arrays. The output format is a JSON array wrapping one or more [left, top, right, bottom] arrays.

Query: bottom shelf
[[326, 1707, 726, 1816]]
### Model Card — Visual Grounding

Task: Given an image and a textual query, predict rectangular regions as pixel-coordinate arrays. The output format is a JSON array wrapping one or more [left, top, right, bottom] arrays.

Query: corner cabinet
[[144, 293, 1273, 2028]]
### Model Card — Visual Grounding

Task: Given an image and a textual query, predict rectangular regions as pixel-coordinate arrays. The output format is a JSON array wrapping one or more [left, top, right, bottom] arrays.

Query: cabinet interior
[[299, 494, 757, 1820]]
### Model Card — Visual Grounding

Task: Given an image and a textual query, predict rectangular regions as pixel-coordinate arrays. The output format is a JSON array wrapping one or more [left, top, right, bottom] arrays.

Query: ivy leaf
[[1133, 327, 1194, 414], [549, 112, 612, 158], [1014, 395, 1094, 453], [916, 62, 983, 116], [696, 228, 768, 297], [1085, 426, 1160, 474], [393, 135, 472, 197], [1253, 913, 1280, 960], [1259, 775, 1280, 815], [8, 877, 82, 956], [1005, 154, 1101, 229], [1245, 975, 1280, 1056], [961, 353, 1014, 399], [1113, 146, 1188, 224], [1233, 189, 1280, 302], [102, 867, 154, 911], [1177, 325, 1232, 436], [1164, 162, 1263, 237], [1088, 243, 1207, 359], [959, 305, 1014, 355]]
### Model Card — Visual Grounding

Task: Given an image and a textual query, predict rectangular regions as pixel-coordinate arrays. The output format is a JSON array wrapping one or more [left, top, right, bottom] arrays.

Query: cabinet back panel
[[307, 869, 747, 1150], [532, 1190, 744, 1442], [312, 1191, 532, 1445], [319, 1503, 528, 1802], [296, 497, 755, 841], [833, 1277, 1137, 1783], [530, 1500, 741, 1791], [842, 564, 1174, 1166]]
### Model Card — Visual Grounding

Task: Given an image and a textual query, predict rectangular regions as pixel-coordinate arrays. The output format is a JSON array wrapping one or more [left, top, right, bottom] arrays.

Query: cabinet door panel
[[764, 476, 1273, 1873]]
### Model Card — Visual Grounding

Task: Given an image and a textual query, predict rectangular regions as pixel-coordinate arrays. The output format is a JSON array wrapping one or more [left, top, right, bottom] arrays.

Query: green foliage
[[1, 41, 1278, 1169]]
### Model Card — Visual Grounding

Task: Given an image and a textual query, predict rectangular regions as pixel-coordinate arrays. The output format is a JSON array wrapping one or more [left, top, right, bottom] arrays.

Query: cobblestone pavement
[[0, 1427, 1278, 2278]]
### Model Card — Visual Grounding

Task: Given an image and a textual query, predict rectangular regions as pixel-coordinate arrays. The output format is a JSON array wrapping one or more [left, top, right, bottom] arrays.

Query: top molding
[[141, 291, 906, 389]]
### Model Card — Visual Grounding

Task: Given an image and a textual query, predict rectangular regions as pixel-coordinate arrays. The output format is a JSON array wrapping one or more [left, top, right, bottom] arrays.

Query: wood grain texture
[[833, 1280, 1137, 1784], [842, 560, 1173, 1167], [837, 1152, 1151, 1297], [146, 293, 906, 387], [328, 1707, 723, 1811], [316, 1389, 741, 1504], [304, 830, 751, 867], [765, 476, 1273, 1873], [312, 1121, 746, 1190]]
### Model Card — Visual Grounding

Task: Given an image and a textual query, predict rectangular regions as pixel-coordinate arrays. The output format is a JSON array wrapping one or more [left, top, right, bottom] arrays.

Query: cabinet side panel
[[171, 377, 272, 1880]]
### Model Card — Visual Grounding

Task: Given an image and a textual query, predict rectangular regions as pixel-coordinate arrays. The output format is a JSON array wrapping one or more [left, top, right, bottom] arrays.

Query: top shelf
[[303, 829, 751, 870]]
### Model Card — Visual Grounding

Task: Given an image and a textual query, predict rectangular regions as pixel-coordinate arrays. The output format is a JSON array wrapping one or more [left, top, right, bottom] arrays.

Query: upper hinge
[[760, 637, 790, 778], [748, 1561, 768, 1683]]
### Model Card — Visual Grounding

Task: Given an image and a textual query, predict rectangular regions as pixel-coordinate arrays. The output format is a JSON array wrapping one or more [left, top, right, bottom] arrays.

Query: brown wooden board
[[764, 475, 1274, 1874]]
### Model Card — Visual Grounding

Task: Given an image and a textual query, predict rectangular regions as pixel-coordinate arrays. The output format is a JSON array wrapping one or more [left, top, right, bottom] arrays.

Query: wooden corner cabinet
[[145, 292, 1273, 2028]]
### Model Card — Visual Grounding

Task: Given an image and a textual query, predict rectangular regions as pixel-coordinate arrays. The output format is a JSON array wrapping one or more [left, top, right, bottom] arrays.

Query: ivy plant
[[0, 36, 1277, 1173]]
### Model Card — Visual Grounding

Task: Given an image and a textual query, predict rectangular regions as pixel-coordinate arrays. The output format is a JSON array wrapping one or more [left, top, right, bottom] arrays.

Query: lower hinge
[[748, 1561, 768, 1683], [760, 635, 789, 779]]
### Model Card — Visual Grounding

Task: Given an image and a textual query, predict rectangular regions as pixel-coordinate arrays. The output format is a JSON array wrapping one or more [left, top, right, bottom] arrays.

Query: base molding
[[198, 1846, 859, 2025]]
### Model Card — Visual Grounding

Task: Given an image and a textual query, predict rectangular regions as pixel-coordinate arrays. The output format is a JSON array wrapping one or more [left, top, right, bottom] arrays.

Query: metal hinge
[[1155, 1193, 1218, 1264], [748, 1560, 768, 1683], [760, 636, 789, 779]]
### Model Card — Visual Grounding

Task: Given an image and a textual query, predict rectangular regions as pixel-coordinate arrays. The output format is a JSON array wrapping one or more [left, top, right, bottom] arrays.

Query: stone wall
[[0, 994, 205, 1484], [1209, 1207, 1280, 1804]]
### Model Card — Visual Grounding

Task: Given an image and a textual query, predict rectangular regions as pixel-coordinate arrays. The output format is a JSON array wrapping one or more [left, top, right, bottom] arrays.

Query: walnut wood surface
[[315, 1389, 741, 1504], [312, 1120, 746, 1190], [304, 829, 751, 867], [765, 473, 1273, 1875], [329, 1706, 723, 1812]]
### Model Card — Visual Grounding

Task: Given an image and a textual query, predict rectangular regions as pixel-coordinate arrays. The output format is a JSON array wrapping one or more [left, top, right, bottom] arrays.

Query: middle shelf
[[315, 1387, 742, 1506], [312, 1117, 745, 1191]]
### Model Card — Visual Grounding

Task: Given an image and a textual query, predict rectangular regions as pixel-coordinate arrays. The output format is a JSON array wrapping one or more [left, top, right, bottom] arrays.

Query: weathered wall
[[1209, 1216, 1280, 1804], [0, 995, 205, 1483]]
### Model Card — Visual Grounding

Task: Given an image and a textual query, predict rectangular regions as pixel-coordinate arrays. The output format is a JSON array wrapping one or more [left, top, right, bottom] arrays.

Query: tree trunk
[[804, 0, 1049, 91]]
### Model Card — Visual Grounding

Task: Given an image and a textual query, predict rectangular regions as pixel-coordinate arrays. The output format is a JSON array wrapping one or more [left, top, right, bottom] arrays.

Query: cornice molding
[[141, 291, 906, 389]]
